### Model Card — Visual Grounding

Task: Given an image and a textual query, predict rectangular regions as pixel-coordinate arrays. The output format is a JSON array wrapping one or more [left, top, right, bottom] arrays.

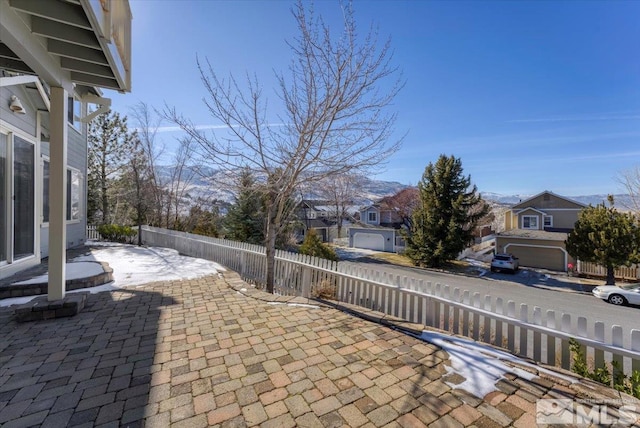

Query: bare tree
[[313, 173, 362, 238], [164, 1, 403, 292], [166, 136, 196, 229], [618, 166, 640, 215], [129, 101, 166, 226]]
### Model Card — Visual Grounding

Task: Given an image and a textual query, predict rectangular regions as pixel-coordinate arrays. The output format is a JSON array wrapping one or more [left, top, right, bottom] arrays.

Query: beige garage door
[[506, 245, 566, 271]]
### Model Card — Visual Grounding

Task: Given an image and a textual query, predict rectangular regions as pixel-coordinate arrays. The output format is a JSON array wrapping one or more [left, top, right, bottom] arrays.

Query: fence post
[[301, 266, 312, 298], [632, 330, 640, 374]]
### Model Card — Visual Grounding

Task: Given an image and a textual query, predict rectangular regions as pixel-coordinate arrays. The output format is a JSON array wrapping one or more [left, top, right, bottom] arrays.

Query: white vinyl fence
[[141, 226, 640, 378], [86, 224, 102, 240]]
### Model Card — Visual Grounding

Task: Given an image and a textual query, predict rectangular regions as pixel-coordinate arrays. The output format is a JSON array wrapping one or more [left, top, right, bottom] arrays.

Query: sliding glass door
[[0, 133, 6, 264], [13, 136, 35, 260]]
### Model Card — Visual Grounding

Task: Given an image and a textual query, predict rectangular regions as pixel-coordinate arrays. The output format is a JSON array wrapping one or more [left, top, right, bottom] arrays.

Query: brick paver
[[0, 270, 638, 427]]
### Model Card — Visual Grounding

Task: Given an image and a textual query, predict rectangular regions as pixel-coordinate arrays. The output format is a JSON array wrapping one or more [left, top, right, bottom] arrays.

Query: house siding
[[542, 210, 580, 229], [0, 85, 37, 137], [513, 193, 584, 210]]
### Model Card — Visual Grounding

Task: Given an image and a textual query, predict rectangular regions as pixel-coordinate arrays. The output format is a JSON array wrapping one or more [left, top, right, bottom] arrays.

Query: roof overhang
[[0, 0, 131, 93]]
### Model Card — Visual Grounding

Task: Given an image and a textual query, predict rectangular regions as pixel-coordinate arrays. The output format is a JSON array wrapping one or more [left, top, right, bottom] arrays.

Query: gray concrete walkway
[[0, 272, 637, 427]]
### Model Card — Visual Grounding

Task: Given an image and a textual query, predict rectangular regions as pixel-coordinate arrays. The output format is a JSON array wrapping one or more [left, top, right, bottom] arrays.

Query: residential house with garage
[[348, 193, 413, 252], [495, 191, 586, 271], [0, 0, 132, 302]]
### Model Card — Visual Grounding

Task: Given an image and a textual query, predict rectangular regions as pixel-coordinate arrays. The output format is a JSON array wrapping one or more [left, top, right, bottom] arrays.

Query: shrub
[[569, 338, 640, 398], [97, 224, 137, 244], [299, 230, 338, 261]]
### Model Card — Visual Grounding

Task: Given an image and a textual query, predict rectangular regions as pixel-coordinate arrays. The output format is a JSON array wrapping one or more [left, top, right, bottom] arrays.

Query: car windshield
[[619, 283, 640, 291], [495, 255, 510, 261]]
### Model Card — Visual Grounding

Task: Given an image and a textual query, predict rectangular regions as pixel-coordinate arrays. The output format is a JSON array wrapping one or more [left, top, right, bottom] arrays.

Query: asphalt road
[[341, 258, 640, 348]]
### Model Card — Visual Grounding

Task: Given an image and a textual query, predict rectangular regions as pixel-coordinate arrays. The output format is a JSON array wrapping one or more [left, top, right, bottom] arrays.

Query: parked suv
[[490, 253, 519, 273]]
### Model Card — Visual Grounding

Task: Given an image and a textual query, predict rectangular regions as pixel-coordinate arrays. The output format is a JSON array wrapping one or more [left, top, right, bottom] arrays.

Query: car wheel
[[490, 267, 496, 273], [608, 294, 627, 306]]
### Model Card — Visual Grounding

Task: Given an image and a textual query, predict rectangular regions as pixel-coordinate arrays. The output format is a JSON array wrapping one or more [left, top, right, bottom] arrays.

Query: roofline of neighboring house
[[514, 207, 548, 215], [496, 231, 569, 241], [512, 190, 587, 209]]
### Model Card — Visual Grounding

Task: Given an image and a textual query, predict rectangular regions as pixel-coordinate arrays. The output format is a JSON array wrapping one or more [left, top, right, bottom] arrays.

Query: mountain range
[[158, 166, 633, 209]]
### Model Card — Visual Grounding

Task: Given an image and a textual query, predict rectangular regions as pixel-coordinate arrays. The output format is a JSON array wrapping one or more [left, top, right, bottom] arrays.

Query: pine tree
[[87, 110, 137, 224], [223, 169, 265, 245], [299, 229, 338, 261], [565, 196, 640, 285], [405, 155, 489, 268]]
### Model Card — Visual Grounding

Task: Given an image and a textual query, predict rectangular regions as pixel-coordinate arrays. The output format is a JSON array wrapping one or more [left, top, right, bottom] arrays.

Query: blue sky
[[107, 0, 640, 196]]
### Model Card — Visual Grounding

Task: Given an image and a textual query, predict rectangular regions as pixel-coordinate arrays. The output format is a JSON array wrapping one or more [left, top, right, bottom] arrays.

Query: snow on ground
[[334, 246, 382, 260], [74, 243, 225, 287], [0, 243, 225, 307], [14, 262, 104, 285], [420, 330, 577, 398]]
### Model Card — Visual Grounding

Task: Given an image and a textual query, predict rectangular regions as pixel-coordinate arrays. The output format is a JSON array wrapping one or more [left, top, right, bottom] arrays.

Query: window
[[522, 215, 538, 229], [42, 161, 82, 222], [67, 169, 82, 221], [307, 211, 316, 219], [67, 97, 81, 131], [543, 216, 553, 228], [42, 160, 49, 223], [368, 211, 377, 223], [13, 136, 35, 260], [0, 133, 6, 263]]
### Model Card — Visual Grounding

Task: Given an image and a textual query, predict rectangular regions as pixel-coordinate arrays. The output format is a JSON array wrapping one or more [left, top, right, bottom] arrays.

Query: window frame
[[543, 215, 553, 228], [368, 211, 378, 223], [522, 215, 539, 230], [41, 158, 83, 225]]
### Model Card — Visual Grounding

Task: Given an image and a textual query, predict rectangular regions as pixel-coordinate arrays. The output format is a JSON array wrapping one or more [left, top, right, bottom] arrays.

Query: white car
[[490, 254, 519, 274], [592, 283, 640, 306]]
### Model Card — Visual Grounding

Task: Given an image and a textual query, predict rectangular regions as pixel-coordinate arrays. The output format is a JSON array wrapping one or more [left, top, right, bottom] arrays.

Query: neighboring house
[[495, 191, 586, 271], [295, 200, 336, 243], [349, 197, 410, 252], [0, 1, 132, 301]]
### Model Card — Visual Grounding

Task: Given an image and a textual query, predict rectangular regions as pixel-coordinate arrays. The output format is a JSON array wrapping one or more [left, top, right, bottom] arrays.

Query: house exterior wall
[[0, 84, 87, 275], [512, 193, 584, 210], [540, 209, 580, 229], [0, 85, 37, 137], [495, 236, 573, 271], [360, 207, 380, 225], [517, 208, 543, 229]]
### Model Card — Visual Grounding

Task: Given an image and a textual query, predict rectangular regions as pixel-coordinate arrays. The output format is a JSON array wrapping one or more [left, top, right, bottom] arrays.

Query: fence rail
[[141, 226, 640, 379]]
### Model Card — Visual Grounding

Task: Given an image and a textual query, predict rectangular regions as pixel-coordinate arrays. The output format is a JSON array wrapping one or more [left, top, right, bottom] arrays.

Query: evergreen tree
[[405, 155, 489, 268], [566, 196, 640, 285], [88, 110, 137, 224], [299, 229, 338, 261], [223, 169, 265, 244]]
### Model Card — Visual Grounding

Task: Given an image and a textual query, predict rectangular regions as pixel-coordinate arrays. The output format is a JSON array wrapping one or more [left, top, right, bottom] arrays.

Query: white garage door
[[353, 233, 385, 251]]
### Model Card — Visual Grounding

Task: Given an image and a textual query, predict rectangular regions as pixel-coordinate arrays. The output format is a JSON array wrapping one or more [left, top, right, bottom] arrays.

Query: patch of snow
[[267, 302, 320, 309], [419, 330, 576, 398], [14, 262, 104, 285], [334, 247, 381, 260], [0, 244, 225, 307]]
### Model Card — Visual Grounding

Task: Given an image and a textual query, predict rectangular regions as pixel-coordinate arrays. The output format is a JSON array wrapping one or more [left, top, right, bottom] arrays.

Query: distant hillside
[[155, 166, 409, 205], [155, 165, 633, 211]]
